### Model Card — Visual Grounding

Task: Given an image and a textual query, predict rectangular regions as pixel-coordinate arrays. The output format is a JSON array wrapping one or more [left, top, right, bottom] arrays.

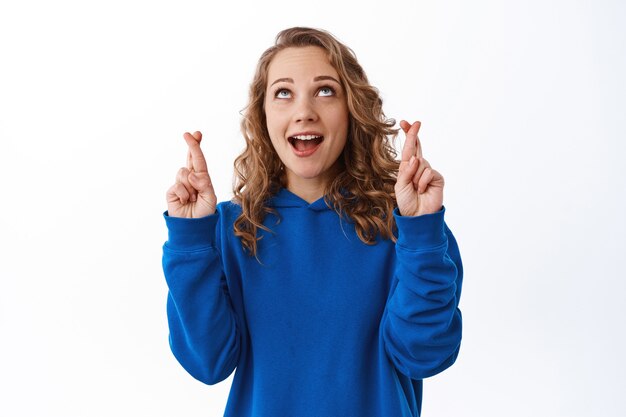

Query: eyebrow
[[269, 75, 341, 87]]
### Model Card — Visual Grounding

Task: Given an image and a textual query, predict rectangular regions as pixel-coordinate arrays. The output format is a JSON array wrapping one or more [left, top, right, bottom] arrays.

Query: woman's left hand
[[395, 120, 445, 217]]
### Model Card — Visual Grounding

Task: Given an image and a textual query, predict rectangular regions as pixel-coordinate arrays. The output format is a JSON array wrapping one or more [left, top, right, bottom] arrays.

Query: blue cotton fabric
[[162, 188, 463, 416]]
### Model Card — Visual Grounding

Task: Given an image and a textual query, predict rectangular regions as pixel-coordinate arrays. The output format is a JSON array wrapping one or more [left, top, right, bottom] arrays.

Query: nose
[[293, 97, 318, 123]]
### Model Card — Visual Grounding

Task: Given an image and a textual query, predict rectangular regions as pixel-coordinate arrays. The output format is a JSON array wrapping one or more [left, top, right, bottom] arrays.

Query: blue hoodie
[[162, 188, 463, 416]]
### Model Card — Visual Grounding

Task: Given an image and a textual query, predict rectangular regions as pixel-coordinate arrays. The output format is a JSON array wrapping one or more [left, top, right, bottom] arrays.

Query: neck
[[283, 161, 342, 203], [285, 180, 327, 204]]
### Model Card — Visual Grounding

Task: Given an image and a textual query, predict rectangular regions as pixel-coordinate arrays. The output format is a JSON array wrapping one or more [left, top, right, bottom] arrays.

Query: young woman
[[163, 27, 463, 417]]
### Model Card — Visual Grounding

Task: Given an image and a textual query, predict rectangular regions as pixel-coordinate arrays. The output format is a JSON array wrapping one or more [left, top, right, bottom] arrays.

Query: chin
[[286, 164, 328, 180], [292, 169, 325, 180]]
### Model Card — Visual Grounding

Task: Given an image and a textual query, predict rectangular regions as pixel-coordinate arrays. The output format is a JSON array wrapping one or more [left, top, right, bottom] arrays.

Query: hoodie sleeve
[[382, 207, 463, 380], [162, 211, 240, 385]]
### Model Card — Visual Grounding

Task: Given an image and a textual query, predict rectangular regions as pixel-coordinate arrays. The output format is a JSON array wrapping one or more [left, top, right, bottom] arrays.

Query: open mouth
[[288, 134, 324, 153]]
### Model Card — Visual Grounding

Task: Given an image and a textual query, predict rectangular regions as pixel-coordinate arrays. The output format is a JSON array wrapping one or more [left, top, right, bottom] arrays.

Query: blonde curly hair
[[234, 27, 400, 257]]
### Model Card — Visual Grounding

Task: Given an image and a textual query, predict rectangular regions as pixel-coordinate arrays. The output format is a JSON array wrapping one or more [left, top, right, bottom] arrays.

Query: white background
[[1, 0, 624, 416]]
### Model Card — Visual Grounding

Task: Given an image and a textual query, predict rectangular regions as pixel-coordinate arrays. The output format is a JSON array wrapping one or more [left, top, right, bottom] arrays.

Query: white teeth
[[291, 135, 322, 140]]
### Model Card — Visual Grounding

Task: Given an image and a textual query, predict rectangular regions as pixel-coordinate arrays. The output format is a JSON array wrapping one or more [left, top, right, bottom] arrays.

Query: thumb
[[397, 156, 418, 187]]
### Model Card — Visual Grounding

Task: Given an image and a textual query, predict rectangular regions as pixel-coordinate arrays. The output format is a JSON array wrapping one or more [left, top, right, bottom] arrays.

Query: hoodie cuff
[[393, 207, 446, 250], [163, 211, 218, 250]]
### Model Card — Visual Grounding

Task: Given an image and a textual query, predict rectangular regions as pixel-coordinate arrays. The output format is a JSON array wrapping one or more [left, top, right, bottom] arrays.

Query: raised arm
[[383, 120, 462, 379], [163, 131, 239, 384]]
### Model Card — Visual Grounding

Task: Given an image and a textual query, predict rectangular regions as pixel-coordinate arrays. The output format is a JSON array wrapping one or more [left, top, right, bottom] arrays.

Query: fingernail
[[191, 194, 197, 202], [409, 156, 416, 166]]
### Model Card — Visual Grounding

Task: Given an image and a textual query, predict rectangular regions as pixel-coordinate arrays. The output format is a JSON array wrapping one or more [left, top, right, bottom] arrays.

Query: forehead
[[267, 46, 338, 81]]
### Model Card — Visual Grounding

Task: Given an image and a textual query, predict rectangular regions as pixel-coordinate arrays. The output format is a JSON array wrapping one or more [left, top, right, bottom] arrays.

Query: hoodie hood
[[268, 188, 332, 212]]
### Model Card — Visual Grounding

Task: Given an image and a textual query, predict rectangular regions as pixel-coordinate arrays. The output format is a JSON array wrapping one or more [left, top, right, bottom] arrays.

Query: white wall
[[1, 0, 624, 415]]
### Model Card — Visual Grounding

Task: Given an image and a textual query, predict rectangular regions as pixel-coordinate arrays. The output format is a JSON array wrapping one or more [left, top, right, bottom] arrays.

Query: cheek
[[322, 105, 348, 129], [333, 114, 349, 139], [265, 108, 287, 133], [333, 104, 349, 129]]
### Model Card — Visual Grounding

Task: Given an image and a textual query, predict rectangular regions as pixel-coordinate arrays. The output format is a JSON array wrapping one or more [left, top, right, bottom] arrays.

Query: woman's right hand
[[166, 131, 217, 218]]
